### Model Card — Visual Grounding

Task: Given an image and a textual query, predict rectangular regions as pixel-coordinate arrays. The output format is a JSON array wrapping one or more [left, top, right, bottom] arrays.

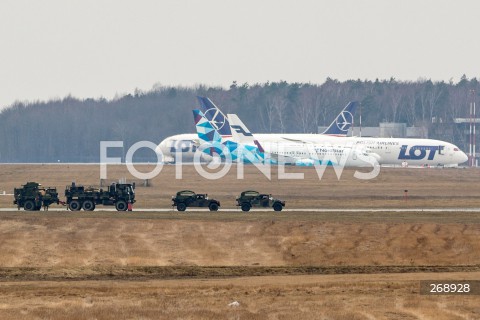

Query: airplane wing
[[267, 152, 296, 164], [279, 137, 309, 143], [279, 136, 337, 144]]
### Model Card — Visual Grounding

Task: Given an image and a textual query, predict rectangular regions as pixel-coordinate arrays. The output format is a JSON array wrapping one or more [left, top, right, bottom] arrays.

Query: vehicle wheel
[[273, 202, 283, 212], [177, 202, 187, 211], [115, 200, 127, 211], [24, 200, 35, 211], [82, 200, 95, 211], [69, 200, 81, 211], [209, 203, 219, 211], [241, 203, 251, 212]]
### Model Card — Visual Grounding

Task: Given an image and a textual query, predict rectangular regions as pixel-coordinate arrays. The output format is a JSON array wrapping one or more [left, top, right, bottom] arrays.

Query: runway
[[2, 207, 480, 212]]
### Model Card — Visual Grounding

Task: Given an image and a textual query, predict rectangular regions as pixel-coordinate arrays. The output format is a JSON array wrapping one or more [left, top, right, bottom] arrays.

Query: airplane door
[[446, 146, 453, 156]]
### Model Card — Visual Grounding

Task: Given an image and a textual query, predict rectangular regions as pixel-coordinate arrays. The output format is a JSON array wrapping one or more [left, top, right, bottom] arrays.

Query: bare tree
[[403, 83, 418, 125]]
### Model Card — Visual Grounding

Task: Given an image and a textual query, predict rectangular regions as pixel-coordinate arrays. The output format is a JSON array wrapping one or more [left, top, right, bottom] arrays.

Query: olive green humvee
[[172, 190, 220, 211], [236, 190, 285, 212]]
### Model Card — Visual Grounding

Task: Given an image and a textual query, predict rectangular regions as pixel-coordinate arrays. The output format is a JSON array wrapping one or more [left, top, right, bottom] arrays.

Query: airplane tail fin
[[193, 109, 264, 163], [196, 96, 232, 137], [322, 101, 358, 136], [193, 109, 223, 146], [227, 114, 265, 153]]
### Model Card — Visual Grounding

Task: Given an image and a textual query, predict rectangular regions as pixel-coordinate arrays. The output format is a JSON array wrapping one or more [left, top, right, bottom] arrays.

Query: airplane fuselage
[[158, 134, 468, 166], [342, 137, 467, 166], [260, 141, 377, 167]]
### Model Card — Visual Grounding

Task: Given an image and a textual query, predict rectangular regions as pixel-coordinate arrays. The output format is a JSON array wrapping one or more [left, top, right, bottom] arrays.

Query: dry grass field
[[0, 213, 479, 268], [1, 273, 479, 320], [0, 164, 479, 209], [0, 164, 479, 319]]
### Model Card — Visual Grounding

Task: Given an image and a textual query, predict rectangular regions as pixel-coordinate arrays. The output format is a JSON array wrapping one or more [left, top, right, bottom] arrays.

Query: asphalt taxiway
[[2, 207, 480, 212]]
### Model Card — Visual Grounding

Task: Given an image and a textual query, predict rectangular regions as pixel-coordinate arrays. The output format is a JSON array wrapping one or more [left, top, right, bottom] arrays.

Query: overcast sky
[[0, 0, 479, 109]]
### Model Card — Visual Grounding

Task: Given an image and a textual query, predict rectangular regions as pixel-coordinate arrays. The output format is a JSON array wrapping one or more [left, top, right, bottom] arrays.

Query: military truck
[[64, 182, 135, 211], [172, 190, 220, 211], [14, 182, 60, 211], [236, 190, 285, 212]]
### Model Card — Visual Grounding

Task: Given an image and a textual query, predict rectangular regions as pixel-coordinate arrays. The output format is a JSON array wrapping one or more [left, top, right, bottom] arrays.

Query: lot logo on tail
[[197, 96, 232, 136], [335, 111, 353, 132], [204, 108, 227, 131]]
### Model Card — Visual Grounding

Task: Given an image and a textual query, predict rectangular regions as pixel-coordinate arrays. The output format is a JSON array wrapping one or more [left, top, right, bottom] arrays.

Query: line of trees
[[0, 76, 478, 162]]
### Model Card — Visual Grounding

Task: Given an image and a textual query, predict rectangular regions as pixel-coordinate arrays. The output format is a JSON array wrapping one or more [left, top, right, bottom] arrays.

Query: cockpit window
[[454, 148, 459, 151]]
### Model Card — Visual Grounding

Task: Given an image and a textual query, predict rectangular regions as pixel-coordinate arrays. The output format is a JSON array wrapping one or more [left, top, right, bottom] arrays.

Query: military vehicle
[[64, 182, 135, 211], [236, 190, 285, 212], [172, 190, 220, 211], [14, 182, 60, 211]]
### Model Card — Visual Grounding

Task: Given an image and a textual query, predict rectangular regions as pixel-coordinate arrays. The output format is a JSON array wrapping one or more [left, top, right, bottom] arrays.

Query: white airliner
[[157, 97, 358, 162], [226, 114, 378, 167], [159, 97, 468, 166], [256, 136, 467, 167], [227, 114, 468, 167], [341, 137, 467, 166]]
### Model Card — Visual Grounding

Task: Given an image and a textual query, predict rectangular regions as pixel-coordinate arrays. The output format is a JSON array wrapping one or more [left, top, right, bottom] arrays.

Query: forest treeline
[[0, 76, 478, 162]]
